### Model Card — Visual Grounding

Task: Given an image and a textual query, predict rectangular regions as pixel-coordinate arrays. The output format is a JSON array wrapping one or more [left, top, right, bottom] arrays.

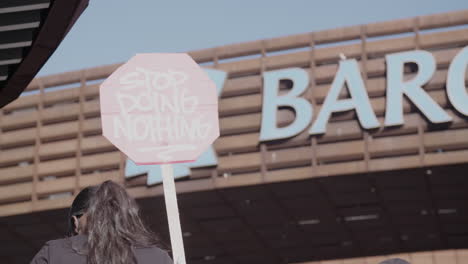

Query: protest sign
[[100, 53, 219, 264]]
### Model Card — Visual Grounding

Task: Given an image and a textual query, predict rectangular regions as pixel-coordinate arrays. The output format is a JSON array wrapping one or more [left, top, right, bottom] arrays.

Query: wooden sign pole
[[161, 164, 186, 264]]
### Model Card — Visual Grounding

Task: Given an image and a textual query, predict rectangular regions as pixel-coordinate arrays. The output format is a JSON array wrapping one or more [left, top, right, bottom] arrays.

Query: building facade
[[0, 9, 468, 264]]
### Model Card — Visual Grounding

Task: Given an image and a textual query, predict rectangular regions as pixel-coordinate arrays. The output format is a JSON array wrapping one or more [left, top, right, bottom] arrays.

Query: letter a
[[309, 59, 379, 135]]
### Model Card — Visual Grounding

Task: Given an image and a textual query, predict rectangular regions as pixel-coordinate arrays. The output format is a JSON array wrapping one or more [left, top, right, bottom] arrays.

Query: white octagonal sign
[[100, 53, 219, 165]]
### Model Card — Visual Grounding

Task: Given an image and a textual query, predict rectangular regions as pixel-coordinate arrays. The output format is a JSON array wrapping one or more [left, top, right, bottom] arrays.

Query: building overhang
[[0, 0, 89, 108]]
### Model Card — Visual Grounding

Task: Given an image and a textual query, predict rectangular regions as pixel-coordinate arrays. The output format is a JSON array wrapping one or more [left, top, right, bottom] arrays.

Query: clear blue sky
[[38, 0, 468, 76]]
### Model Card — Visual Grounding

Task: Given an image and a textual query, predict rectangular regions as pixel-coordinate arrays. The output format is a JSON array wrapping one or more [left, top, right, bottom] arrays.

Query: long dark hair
[[68, 180, 161, 264]]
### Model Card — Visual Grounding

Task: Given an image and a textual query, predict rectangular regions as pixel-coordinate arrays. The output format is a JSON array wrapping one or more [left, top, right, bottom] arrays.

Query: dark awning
[[0, 0, 89, 108]]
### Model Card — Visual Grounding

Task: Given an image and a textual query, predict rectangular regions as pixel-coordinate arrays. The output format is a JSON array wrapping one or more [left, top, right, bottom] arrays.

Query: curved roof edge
[[0, 0, 89, 108]]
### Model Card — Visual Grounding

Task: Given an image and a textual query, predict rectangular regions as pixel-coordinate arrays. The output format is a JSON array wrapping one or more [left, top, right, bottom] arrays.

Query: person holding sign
[[30, 181, 172, 264]]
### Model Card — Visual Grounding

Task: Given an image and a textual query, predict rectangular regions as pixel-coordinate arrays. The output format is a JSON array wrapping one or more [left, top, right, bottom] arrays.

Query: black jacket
[[30, 235, 172, 264]]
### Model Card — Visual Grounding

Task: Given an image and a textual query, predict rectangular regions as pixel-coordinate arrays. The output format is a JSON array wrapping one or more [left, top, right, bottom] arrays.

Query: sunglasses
[[72, 212, 84, 219]]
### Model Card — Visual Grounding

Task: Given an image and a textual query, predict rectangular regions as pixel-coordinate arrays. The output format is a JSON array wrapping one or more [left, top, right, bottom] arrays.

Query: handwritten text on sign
[[100, 53, 219, 165], [113, 68, 212, 160]]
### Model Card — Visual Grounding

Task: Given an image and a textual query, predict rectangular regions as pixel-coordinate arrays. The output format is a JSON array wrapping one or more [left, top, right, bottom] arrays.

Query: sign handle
[[161, 164, 186, 264]]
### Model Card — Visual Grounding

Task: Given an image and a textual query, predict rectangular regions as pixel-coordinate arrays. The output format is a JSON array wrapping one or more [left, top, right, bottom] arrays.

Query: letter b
[[259, 68, 312, 141]]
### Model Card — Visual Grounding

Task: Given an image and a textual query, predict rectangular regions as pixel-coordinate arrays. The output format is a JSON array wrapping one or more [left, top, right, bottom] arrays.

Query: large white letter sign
[[309, 59, 379, 135], [259, 68, 312, 141], [385, 50, 452, 126], [447, 46, 468, 116]]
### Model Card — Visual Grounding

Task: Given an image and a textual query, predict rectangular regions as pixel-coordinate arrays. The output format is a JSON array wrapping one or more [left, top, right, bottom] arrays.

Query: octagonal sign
[[100, 53, 219, 165]]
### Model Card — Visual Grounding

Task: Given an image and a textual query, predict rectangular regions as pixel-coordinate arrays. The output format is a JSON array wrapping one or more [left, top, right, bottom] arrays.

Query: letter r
[[385, 50, 452, 126]]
